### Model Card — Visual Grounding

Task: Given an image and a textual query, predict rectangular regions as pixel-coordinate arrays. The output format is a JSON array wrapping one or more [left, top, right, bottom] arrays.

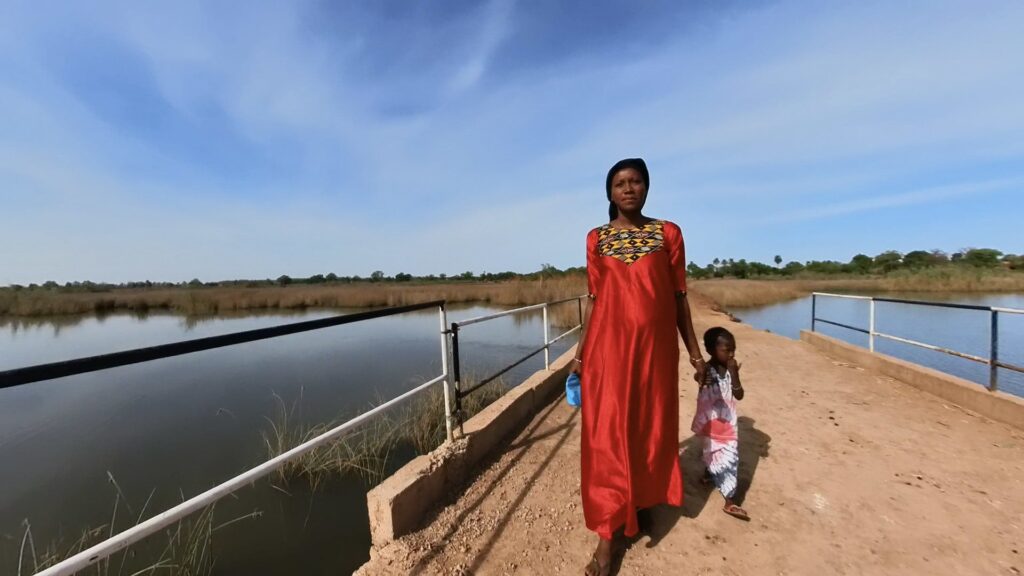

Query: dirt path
[[358, 297, 1024, 575]]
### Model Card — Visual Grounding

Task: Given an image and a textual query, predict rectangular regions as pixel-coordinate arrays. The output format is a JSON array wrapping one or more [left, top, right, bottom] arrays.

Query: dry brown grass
[[0, 277, 588, 318], [7, 268, 1016, 318], [692, 279, 807, 309], [547, 297, 586, 328], [693, 269, 1024, 309]]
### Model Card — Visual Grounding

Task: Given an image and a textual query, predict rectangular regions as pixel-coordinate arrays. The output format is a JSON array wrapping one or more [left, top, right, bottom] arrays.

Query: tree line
[[3, 265, 583, 292], [5, 248, 1019, 291], [686, 248, 1020, 280]]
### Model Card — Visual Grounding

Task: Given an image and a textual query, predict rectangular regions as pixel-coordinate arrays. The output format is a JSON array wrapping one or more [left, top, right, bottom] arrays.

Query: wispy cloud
[[447, 0, 515, 95], [767, 177, 1024, 224], [1, 0, 1021, 284]]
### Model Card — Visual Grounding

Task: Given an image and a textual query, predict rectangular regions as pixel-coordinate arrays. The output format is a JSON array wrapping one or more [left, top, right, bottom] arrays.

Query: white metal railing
[[450, 295, 586, 432], [20, 294, 590, 575], [452, 295, 585, 370], [811, 292, 1024, 392], [29, 302, 452, 576]]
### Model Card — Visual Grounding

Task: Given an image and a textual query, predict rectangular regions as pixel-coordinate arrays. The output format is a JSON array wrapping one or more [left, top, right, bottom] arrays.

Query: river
[[0, 304, 578, 575], [733, 293, 1024, 398]]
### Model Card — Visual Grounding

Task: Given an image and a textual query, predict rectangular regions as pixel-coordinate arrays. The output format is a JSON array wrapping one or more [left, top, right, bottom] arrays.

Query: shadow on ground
[[607, 417, 772, 574]]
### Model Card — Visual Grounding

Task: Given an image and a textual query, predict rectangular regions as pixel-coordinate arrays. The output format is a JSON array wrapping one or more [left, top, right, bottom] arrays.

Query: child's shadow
[[635, 416, 772, 549]]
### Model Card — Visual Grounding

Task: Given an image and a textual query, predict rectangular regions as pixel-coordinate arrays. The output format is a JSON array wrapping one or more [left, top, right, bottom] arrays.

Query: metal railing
[[449, 295, 586, 431], [1, 294, 589, 575], [811, 292, 1024, 392], [1, 301, 452, 576]]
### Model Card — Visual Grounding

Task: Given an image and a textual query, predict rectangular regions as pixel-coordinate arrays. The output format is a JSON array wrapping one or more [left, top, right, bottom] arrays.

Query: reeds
[[0, 278, 588, 318], [263, 377, 508, 487], [691, 279, 807, 308], [6, 268, 1020, 319], [693, 269, 1024, 309], [12, 475, 260, 576]]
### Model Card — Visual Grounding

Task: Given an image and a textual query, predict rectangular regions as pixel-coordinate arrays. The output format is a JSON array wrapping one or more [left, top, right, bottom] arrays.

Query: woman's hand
[[690, 357, 707, 386], [570, 358, 582, 375]]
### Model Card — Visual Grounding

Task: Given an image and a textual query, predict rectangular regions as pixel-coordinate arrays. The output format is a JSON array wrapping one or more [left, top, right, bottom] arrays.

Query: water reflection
[[0, 305, 577, 575], [734, 293, 1024, 397]]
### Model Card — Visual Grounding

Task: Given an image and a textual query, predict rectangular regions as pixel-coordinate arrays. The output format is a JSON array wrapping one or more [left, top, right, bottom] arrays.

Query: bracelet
[[689, 357, 705, 366], [573, 357, 582, 364]]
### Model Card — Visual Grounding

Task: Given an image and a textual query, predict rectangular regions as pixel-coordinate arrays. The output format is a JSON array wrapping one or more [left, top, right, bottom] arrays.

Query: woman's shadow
[[631, 416, 772, 550]]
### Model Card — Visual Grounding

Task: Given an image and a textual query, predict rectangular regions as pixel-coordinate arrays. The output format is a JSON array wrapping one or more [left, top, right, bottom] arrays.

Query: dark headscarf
[[605, 158, 649, 221]]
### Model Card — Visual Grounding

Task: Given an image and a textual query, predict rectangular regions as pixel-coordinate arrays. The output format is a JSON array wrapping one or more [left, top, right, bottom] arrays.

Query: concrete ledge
[[365, 347, 577, 546], [801, 330, 1024, 429]]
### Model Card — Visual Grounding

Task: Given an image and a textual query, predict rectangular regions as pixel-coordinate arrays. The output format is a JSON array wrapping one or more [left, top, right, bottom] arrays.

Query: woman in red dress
[[572, 158, 706, 576]]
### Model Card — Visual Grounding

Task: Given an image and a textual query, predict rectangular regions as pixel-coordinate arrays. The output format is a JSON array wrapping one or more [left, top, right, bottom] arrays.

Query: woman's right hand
[[570, 358, 582, 375]]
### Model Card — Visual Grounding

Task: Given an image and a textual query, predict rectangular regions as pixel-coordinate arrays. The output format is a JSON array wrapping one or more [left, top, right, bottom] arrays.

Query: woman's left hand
[[691, 357, 707, 385]]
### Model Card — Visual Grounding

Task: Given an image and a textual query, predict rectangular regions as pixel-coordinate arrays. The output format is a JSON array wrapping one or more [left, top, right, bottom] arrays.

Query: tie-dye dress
[[690, 368, 739, 499]]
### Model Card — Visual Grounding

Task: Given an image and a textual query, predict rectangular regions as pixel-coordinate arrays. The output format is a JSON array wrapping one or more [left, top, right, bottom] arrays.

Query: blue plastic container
[[565, 372, 581, 407]]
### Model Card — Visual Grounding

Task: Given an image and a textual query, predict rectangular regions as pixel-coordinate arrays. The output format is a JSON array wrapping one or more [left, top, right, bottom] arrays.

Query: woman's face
[[610, 167, 647, 214]]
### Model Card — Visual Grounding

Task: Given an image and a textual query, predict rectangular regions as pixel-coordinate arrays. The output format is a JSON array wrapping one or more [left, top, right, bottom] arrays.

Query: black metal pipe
[[450, 323, 463, 426], [995, 359, 1024, 374], [811, 293, 817, 332], [459, 343, 548, 398], [0, 300, 446, 389], [871, 297, 993, 312], [814, 318, 870, 335], [990, 311, 999, 392]]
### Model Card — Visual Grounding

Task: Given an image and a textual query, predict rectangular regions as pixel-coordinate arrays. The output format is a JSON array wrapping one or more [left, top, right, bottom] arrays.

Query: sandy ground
[[357, 296, 1024, 575]]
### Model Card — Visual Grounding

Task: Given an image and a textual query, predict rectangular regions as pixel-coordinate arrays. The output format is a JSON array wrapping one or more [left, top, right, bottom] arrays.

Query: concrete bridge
[[357, 293, 1024, 575]]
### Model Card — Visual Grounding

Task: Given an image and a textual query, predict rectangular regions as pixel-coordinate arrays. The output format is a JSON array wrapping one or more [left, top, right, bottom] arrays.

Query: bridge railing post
[[543, 303, 550, 370], [450, 322, 464, 436], [438, 304, 454, 443], [869, 299, 876, 352], [811, 293, 817, 332], [990, 310, 999, 392]]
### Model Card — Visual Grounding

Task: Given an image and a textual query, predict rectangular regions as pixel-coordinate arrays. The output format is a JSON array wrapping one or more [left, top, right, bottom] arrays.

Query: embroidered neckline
[[596, 220, 665, 265]]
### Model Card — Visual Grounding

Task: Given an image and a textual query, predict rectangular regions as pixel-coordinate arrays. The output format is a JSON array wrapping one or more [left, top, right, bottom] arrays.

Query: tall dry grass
[[0, 277, 588, 318], [693, 268, 1024, 309], [691, 279, 807, 309], [6, 268, 1020, 319]]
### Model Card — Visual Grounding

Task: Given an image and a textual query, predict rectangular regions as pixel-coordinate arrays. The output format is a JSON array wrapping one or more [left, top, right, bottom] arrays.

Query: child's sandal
[[723, 503, 750, 521]]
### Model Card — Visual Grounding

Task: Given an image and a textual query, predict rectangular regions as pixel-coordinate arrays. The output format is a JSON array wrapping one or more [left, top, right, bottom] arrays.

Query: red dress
[[580, 219, 687, 539]]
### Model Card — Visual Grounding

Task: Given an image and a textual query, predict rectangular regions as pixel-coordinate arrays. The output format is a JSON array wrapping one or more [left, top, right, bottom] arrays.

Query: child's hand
[[727, 358, 741, 372], [699, 369, 714, 389]]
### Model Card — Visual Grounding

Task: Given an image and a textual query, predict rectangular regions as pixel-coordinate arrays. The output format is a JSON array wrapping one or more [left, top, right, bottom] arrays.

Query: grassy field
[[693, 268, 1024, 308], [0, 277, 587, 318], [2, 267, 1022, 319]]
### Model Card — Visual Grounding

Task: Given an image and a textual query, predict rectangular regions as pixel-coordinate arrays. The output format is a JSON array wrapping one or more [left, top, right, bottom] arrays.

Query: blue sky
[[1, 0, 1022, 285]]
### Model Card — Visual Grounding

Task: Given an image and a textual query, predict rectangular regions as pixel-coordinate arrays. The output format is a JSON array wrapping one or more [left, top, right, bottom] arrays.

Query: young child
[[691, 326, 750, 521]]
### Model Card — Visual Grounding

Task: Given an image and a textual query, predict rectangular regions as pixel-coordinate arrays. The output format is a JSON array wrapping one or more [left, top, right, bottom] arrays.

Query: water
[[0, 305, 578, 575], [733, 293, 1024, 398]]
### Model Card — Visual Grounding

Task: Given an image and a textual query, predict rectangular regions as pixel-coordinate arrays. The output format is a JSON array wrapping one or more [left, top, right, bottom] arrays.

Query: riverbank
[[0, 278, 586, 318], [3, 269, 1022, 318], [693, 269, 1024, 309]]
